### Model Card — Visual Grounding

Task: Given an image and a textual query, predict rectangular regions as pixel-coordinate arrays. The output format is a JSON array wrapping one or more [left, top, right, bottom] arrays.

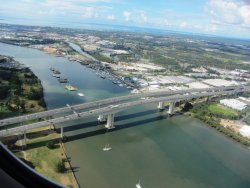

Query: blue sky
[[0, 0, 250, 38]]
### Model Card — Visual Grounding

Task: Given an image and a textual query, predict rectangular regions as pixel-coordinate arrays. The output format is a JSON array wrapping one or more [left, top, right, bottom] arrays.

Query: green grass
[[245, 116, 250, 125], [208, 103, 238, 116], [13, 132, 77, 187]]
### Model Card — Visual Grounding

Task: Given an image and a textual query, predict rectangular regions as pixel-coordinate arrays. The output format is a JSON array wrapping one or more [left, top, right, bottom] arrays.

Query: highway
[[0, 85, 245, 127], [0, 86, 248, 137]]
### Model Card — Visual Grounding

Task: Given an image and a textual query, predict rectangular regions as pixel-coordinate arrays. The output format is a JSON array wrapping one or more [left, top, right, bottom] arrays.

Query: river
[[1, 42, 250, 188]]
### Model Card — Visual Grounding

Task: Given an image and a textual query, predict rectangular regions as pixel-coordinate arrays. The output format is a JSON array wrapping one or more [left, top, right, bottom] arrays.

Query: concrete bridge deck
[[0, 85, 244, 127], [0, 86, 248, 137]]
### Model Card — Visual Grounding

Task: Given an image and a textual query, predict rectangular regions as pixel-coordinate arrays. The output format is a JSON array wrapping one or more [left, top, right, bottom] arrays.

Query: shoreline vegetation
[[0, 55, 46, 119], [0, 55, 78, 188], [182, 100, 250, 147], [12, 127, 79, 188]]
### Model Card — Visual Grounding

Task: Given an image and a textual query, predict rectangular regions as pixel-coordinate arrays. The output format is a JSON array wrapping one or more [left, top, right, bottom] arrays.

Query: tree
[[20, 100, 26, 112], [0, 85, 10, 100], [46, 140, 56, 149], [55, 160, 66, 173], [182, 102, 193, 112]]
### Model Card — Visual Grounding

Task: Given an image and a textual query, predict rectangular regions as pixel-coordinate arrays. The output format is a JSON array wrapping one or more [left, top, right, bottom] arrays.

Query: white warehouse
[[220, 99, 247, 111], [239, 125, 250, 138]]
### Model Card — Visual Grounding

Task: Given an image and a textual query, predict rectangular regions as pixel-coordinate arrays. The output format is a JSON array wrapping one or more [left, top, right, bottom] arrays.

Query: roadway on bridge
[[0, 86, 248, 137], [0, 86, 245, 127]]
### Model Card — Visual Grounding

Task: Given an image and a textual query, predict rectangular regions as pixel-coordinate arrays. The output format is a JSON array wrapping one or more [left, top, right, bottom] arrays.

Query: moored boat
[[53, 70, 61, 74], [58, 78, 68, 83], [136, 180, 142, 188], [77, 93, 85, 97], [103, 144, 112, 151], [65, 85, 78, 91]]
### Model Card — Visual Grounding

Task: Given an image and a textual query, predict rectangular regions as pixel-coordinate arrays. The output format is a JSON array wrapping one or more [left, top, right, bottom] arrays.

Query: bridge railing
[[0, 86, 248, 137], [0, 85, 245, 127]]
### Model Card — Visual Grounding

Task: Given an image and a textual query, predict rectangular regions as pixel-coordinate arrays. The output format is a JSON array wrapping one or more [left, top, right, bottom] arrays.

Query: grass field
[[208, 103, 238, 118], [245, 116, 250, 125], [14, 130, 78, 188]]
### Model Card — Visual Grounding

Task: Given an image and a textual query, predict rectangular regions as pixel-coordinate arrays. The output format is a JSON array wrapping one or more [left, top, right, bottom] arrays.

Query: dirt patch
[[43, 47, 57, 54], [220, 119, 243, 132]]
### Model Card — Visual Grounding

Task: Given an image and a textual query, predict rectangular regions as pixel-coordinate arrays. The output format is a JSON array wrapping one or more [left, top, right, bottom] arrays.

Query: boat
[[131, 89, 139, 94], [58, 78, 68, 83], [77, 93, 85, 97], [100, 75, 106, 79], [136, 180, 142, 188], [102, 144, 112, 151], [50, 67, 55, 71], [52, 74, 60, 78], [53, 70, 61, 74], [65, 85, 78, 91]]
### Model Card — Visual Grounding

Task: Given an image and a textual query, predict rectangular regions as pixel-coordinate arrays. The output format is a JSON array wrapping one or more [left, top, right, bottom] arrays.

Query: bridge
[[0, 85, 249, 145]]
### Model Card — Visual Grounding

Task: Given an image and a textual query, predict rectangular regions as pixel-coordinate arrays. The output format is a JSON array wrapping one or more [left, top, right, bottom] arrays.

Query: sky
[[0, 0, 250, 38]]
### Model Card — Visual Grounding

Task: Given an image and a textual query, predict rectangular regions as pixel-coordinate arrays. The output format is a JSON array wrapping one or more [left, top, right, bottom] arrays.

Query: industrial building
[[239, 125, 250, 138], [220, 99, 248, 111], [203, 79, 239, 87]]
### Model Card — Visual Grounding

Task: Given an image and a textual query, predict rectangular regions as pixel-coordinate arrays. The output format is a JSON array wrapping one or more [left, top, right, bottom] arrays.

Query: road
[[0, 85, 245, 127], [0, 86, 248, 137]]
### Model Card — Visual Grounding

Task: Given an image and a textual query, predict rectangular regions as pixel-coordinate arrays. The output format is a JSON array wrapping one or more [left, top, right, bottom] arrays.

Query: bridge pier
[[50, 123, 54, 130], [98, 115, 107, 123], [206, 96, 213, 102], [105, 114, 115, 129], [168, 102, 175, 115], [61, 127, 64, 138], [158, 101, 165, 111], [23, 130, 27, 146]]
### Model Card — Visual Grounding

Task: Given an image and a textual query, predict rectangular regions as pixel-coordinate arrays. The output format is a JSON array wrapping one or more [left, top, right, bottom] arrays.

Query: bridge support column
[[168, 102, 175, 115], [158, 101, 165, 111], [98, 115, 107, 123], [50, 124, 54, 130], [105, 114, 115, 129], [23, 130, 27, 146], [61, 127, 64, 138], [206, 96, 212, 102]]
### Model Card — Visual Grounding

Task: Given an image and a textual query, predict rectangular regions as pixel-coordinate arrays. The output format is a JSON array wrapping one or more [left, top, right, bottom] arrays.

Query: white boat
[[131, 89, 139, 94], [136, 180, 142, 188], [77, 93, 85, 97], [103, 144, 112, 151]]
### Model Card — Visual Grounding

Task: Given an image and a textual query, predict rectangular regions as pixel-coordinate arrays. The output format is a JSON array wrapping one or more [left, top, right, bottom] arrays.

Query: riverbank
[[12, 128, 79, 188], [0, 55, 79, 187], [0, 56, 46, 119], [186, 101, 250, 147]]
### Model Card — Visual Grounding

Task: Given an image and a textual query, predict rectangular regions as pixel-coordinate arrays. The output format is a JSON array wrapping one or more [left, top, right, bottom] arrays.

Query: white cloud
[[163, 19, 171, 26], [206, 0, 250, 28], [45, 0, 112, 4], [179, 21, 188, 28], [140, 12, 147, 23], [107, 14, 115, 20], [205, 23, 217, 32], [123, 11, 131, 22], [21, 0, 33, 2], [239, 5, 250, 27], [82, 7, 96, 18]]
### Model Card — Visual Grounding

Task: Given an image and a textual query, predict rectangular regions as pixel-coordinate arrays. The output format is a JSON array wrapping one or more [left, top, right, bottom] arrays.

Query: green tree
[[55, 159, 66, 173], [46, 140, 56, 149]]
